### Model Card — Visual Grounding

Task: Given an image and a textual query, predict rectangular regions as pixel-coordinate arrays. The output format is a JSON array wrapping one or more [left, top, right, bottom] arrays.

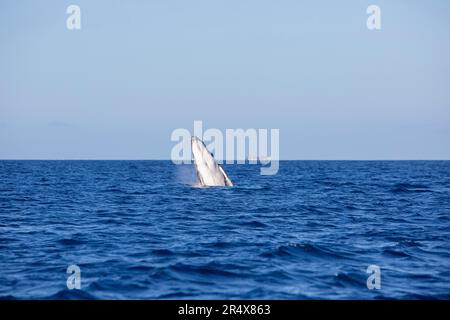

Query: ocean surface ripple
[[0, 160, 449, 299]]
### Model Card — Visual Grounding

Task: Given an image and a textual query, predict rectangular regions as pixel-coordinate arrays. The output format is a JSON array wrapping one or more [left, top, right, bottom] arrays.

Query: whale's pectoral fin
[[218, 165, 233, 187]]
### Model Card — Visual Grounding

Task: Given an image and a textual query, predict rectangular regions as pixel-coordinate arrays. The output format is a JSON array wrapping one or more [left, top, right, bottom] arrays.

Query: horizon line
[[1, 159, 450, 161]]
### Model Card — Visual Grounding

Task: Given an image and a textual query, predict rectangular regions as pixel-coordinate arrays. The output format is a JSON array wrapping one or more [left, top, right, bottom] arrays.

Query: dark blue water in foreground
[[0, 160, 449, 299]]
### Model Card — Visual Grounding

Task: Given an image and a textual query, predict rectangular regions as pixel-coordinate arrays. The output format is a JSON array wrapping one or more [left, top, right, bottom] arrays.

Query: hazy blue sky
[[1, 0, 449, 159]]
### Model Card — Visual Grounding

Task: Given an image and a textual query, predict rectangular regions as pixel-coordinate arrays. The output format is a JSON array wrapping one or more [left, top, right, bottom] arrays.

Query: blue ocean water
[[0, 160, 449, 299]]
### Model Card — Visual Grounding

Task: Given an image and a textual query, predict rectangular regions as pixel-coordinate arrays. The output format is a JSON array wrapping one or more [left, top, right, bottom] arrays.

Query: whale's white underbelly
[[191, 136, 233, 187]]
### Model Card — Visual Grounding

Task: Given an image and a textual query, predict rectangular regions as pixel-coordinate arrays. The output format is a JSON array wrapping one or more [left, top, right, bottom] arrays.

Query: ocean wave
[[1, 160, 449, 299], [45, 289, 98, 300], [391, 183, 432, 193], [261, 243, 348, 260]]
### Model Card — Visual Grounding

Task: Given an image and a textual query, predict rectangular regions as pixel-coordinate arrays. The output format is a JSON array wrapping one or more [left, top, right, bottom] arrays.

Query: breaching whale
[[191, 136, 233, 187]]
